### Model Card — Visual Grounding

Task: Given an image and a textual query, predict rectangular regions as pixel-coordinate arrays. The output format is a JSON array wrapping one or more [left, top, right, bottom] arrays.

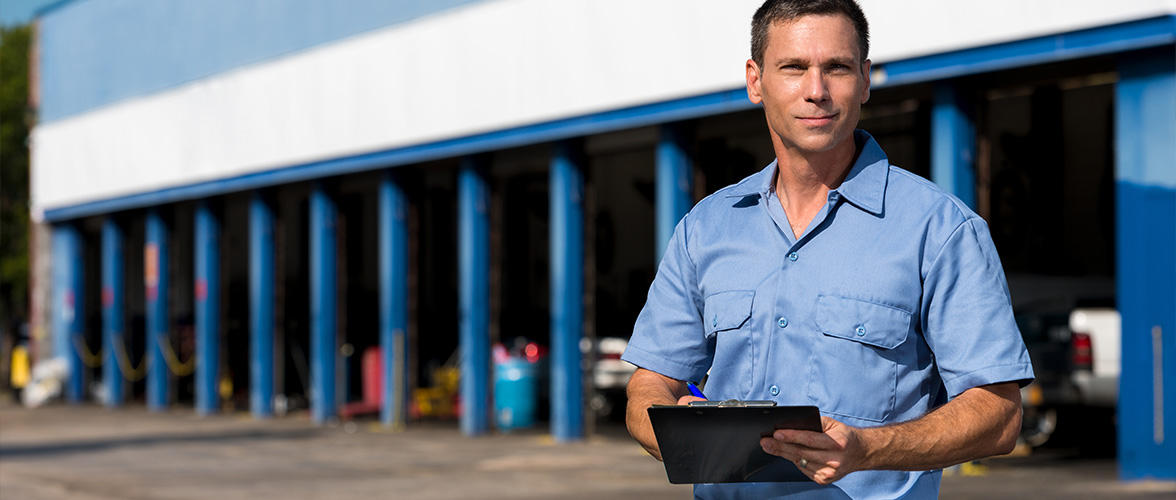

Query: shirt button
[[788, 252, 798, 262], [712, 315, 718, 327], [777, 317, 788, 328], [856, 325, 867, 336], [769, 385, 780, 396]]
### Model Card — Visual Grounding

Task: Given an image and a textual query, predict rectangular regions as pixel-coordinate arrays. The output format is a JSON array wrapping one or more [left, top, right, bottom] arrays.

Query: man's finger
[[760, 437, 797, 459], [773, 429, 841, 450], [761, 437, 817, 459], [760, 438, 815, 465], [820, 415, 840, 431], [761, 439, 843, 467], [812, 466, 838, 485]]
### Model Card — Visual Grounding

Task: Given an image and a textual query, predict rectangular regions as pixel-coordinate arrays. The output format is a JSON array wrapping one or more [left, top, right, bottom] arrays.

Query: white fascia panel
[[31, 0, 762, 216], [865, 0, 1176, 62]]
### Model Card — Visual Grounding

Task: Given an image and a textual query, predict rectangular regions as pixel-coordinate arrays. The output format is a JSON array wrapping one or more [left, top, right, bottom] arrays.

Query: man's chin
[[791, 135, 844, 154]]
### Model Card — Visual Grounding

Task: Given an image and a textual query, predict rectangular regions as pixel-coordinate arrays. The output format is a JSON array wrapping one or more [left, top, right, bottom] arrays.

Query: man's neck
[[772, 135, 859, 239]]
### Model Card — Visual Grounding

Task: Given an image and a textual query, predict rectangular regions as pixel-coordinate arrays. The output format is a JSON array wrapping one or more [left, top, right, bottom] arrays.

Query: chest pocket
[[807, 294, 912, 422], [703, 290, 755, 338], [702, 290, 755, 398]]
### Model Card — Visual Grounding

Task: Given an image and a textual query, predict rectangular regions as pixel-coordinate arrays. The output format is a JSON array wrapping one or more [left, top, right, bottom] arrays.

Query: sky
[[0, 0, 59, 27]]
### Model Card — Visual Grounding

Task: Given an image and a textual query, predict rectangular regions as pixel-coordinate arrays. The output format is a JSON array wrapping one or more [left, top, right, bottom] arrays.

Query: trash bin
[[494, 357, 537, 431]]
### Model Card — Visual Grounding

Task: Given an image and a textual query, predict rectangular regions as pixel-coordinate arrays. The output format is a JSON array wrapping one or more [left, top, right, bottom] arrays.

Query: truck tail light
[[1072, 332, 1093, 370]]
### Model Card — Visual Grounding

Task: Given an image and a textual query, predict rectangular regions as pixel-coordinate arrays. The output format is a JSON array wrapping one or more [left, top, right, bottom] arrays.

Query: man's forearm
[[858, 382, 1022, 471], [625, 368, 690, 460]]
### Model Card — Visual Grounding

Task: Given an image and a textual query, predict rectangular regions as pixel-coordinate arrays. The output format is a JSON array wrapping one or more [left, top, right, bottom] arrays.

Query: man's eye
[[781, 64, 805, 71]]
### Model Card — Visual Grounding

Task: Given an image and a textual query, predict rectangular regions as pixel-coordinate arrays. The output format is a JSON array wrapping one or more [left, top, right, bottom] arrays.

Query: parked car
[[583, 336, 637, 421], [1016, 300, 1119, 449]]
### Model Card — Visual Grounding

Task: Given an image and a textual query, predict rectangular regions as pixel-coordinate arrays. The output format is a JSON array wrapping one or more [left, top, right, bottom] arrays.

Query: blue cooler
[[494, 357, 537, 431]]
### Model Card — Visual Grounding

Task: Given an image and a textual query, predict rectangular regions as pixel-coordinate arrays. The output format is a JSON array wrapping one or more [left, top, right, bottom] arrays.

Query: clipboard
[[648, 402, 822, 484]]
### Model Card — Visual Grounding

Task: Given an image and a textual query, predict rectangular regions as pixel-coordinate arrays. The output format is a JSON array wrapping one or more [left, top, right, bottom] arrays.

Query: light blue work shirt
[[622, 131, 1034, 499]]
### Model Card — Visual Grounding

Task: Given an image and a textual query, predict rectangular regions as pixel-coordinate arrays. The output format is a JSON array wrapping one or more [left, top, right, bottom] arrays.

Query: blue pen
[[686, 381, 707, 400]]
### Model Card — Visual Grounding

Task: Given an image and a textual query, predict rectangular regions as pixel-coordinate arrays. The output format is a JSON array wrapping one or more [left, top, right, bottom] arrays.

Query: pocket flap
[[815, 295, 911, 349], [702, 290, 755, 337]]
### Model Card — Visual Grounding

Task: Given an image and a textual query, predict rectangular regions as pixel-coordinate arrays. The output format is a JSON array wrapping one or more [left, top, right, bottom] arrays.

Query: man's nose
[[803, 69, 830, 103]]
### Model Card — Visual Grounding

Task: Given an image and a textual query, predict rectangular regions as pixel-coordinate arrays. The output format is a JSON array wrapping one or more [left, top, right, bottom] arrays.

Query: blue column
[[931, 83, 976, 209], [458, 160, 490, 436], [145, 209, 170, 411], [310, 183, 338, 424], [195, 201, 220, 415], [101, 217, 125, 407], [250, 192, 275, 418], [656, 124, 693, 256], [1115, 49, 1175, 480], [550, 143, 584, 441], [52, 224, 85, 403], [379, 173, 410, 429]]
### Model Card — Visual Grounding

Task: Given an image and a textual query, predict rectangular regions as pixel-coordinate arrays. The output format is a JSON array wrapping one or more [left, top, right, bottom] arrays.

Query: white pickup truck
[[1067, 308, 1121, 407]]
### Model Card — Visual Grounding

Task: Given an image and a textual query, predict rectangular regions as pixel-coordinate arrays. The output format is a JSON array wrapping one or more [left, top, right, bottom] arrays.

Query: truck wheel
[[1021, 406, 1057, 447]]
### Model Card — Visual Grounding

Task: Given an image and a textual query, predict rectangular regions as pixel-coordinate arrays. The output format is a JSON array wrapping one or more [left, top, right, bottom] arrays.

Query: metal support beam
[[550, 143, 584, 441], [1115, 48, 1175, 480], [195, 201, 220, 415], [250, 192, 275, 418], [101, 217, 125, 407], [52, 224, 85, 403], [379, 173, 410, 429], [310, 183, 338, 424], [931, 83, 977, 209], [656, 124, 693, 257], [458, 160, 490, 436], [145, 209, 170, 411]]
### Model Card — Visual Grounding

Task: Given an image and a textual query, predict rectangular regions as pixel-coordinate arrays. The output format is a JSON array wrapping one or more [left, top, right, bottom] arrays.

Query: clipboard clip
[[687, 399, 777, 407]]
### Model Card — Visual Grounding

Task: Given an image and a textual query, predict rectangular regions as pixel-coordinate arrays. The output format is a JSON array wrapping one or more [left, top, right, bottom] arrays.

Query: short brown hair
[[751, 0, 870, 68]]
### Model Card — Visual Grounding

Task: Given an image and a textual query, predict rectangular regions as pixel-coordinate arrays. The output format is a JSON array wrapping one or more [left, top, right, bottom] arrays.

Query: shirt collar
[[744, 130, 889, 216]]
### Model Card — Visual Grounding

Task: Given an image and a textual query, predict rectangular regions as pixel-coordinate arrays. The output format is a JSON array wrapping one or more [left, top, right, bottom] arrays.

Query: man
[[621, 0, 1034, 498]]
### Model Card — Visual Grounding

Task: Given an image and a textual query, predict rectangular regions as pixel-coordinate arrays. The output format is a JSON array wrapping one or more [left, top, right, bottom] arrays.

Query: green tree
[[0, 24, 31, 328]]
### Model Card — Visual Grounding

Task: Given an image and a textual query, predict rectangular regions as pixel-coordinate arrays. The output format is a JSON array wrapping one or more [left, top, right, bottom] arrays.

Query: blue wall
[[37, 0, 485, 122], [1115, 48, 1175, 480]]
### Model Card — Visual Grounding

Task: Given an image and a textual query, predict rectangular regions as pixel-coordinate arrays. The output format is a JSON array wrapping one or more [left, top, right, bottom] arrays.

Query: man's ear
[[746, 59, 763, 104], [861, 59, 872, 104]]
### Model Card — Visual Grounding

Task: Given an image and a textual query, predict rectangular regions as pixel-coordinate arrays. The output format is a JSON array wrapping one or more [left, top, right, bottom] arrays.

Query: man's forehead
[[765, 14, 862, 61]]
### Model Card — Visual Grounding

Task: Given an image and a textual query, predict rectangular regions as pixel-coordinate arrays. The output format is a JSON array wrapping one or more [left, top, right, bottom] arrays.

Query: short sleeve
[[621, 216, 713, 383], [921, 216, 1035, 398]]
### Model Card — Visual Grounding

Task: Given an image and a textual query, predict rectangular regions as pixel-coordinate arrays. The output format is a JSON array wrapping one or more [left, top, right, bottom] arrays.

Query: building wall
[[30, 0, 1176, 219], [35, 0, 486, 122]]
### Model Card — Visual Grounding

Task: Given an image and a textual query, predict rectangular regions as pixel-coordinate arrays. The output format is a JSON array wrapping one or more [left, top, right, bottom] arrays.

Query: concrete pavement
[[2, 402, 1173, 499]]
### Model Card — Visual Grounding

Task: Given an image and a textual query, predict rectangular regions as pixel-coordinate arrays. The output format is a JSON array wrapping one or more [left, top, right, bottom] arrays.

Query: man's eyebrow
[[825, 56, 860, 66], [773, 58, 810, 67]]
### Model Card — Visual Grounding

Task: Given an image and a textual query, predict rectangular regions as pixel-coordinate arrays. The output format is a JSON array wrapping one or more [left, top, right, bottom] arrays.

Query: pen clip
[[686, 381, 707, 400]]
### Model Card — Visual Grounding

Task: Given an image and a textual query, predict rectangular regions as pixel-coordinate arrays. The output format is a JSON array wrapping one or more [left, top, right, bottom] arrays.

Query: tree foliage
[[0, 24, 31, 327]]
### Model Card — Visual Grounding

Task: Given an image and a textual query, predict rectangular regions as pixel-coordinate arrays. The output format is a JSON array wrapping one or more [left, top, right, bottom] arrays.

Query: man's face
[[746, 14, 871, 156]]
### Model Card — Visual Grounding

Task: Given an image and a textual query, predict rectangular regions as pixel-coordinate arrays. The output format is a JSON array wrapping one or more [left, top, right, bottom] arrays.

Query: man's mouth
[[797, 113, 838, 126]]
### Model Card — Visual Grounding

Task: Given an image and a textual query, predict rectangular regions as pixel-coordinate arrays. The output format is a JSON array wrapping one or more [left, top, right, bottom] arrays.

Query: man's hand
[[760, 416, 866, 485], [760, 382, 1022, 484]]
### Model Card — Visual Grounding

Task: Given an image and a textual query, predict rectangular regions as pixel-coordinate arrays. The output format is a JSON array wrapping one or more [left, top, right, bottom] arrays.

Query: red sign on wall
[[145, 244, 159, 301]]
